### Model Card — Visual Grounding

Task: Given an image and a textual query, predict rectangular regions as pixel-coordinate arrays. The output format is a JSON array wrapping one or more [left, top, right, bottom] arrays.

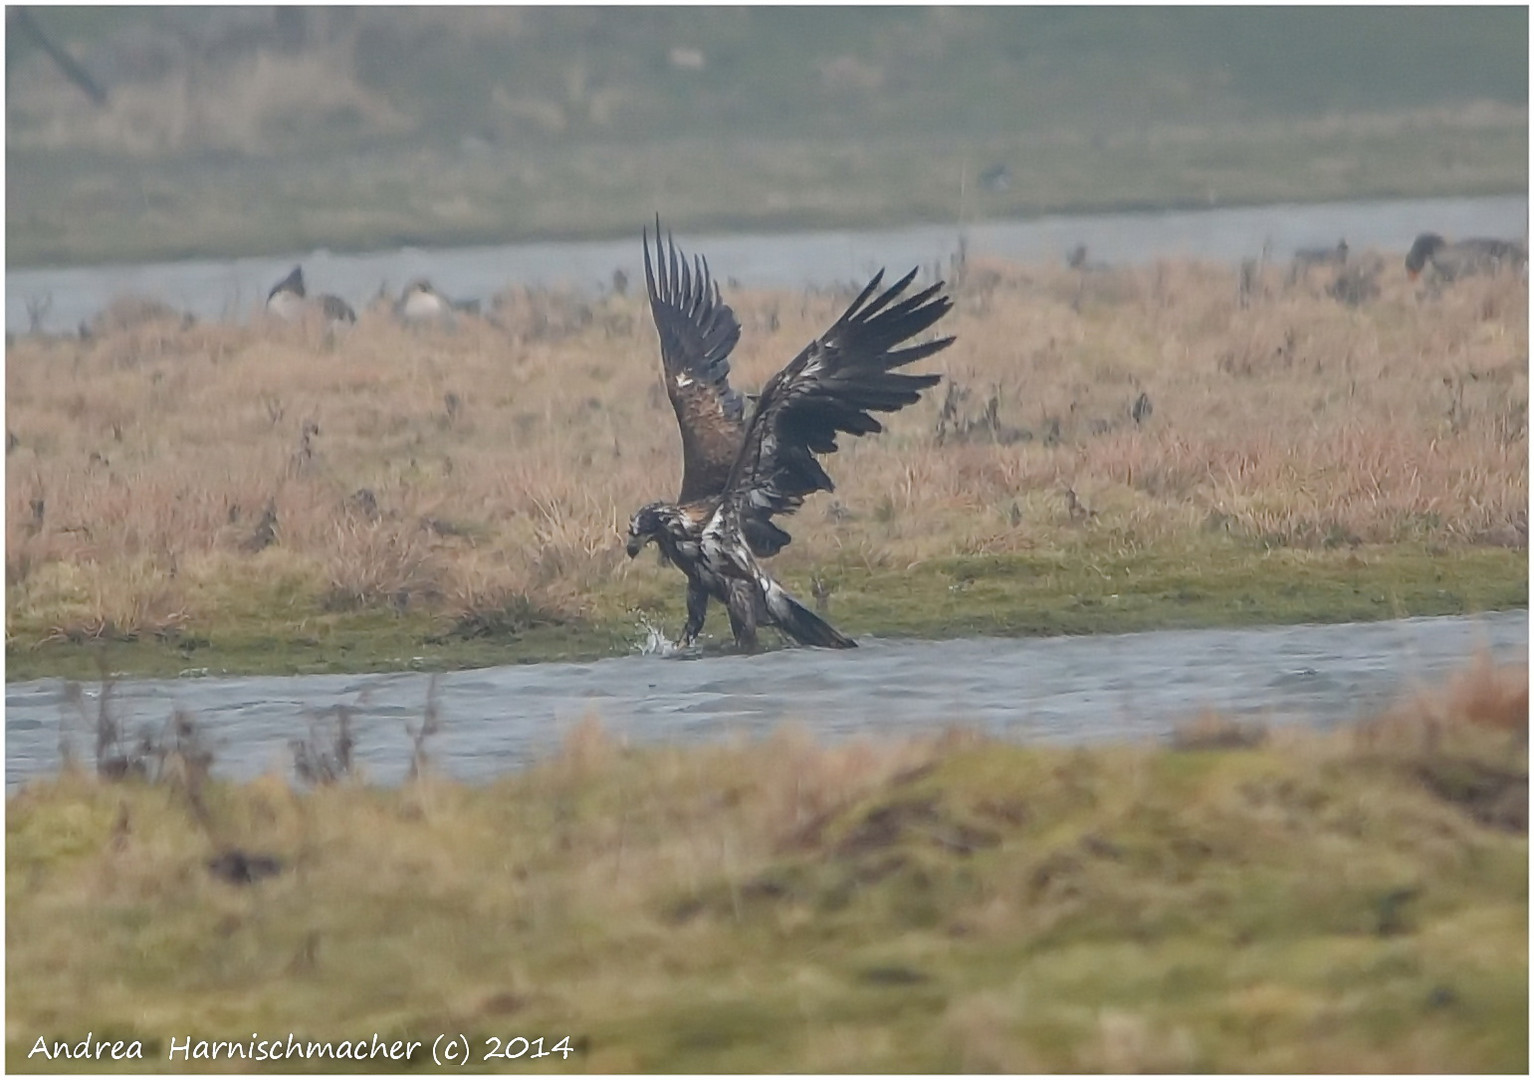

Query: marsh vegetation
[[6, 251, 1527, 679]]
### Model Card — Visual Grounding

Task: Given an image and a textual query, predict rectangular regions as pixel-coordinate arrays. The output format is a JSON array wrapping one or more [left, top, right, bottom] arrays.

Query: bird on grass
[[396, 279, 480, 325], [1405, 233, 1526, 283], [625, 220, 954, 651], [265, 265, 355, 326]]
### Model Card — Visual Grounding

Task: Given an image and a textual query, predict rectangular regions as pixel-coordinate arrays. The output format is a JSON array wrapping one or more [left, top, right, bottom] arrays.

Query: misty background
[[6, 6, 1529, 267]]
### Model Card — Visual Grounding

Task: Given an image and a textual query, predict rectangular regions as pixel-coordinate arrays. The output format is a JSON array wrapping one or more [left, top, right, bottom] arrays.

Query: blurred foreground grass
[[6, 658, 1527, 1072]]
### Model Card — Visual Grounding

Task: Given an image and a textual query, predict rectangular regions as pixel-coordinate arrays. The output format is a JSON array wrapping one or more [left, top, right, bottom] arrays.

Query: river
[[6, 194, 1527, 335], [6, 610, 1525, 791]]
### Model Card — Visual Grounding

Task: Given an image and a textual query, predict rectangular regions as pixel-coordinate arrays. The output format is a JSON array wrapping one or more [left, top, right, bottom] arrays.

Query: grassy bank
[[6, 8, 1526, 266], [5, 543, 1527, 683], [6, 255, 1526, 680], [6, 659, 1527, 1072], [9, 107, 1528, 267]]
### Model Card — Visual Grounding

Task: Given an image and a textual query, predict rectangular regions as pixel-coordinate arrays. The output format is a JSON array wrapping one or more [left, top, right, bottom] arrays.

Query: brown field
[[5, 250, 1528, 659]]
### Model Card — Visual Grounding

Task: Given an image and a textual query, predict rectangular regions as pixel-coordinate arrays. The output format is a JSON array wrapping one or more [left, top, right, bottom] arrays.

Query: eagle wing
[[644, 221, 748, 505], [717, 267, 954, 555]]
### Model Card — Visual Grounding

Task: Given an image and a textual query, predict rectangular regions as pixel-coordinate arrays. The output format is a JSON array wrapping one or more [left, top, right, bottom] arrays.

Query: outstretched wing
[[644, 220, 747, 504], [719, 267, 954, 554]]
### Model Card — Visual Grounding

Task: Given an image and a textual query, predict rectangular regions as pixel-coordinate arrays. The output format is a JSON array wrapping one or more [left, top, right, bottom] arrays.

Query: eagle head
[[626, 502, 669, 558]]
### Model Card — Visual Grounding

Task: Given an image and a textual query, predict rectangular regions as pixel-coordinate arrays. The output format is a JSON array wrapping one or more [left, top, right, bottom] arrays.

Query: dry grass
[[8, 17, 412, 157], [6, 659, 1527, 1071], [6, 253, 1527, 650], [9, 11, 1528, 266]]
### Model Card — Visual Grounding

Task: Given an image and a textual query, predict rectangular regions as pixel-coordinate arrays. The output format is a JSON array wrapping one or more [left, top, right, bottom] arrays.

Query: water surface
[[7, 194, 1526, 334], [7, 610, 1524, 790]]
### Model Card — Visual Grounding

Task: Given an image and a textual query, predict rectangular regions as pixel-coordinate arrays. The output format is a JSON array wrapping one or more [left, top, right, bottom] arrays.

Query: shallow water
[[7, 194, 1527, 334], [6, 610, 1525, 790]]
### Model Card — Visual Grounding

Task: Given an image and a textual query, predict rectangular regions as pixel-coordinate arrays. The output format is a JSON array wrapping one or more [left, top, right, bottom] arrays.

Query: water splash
[[632, 613, 678, 658]]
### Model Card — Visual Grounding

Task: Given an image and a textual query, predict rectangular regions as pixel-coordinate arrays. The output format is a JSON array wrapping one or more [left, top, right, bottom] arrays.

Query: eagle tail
[[760, 576, 857, 649]]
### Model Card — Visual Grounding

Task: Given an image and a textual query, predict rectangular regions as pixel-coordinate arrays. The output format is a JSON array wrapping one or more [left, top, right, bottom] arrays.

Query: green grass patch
[[6, 541, 1525, 681], [6, 686, 1527, 1072], [823, 541, 1528, 639], [9, 117, 1528, 267], [8, 9, 1527, 265]]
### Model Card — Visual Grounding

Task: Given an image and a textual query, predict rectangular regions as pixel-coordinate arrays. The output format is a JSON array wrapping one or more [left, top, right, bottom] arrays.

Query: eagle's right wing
[[715, 267, 953, 556], [644, 221, 748, 505]]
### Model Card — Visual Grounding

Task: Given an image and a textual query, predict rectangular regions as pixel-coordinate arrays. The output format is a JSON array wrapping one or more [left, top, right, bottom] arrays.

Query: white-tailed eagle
[[625, 221, 954, 650]]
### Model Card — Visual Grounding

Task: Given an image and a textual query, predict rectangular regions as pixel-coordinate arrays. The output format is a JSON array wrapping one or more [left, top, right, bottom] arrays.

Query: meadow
[[8, 13, 1527, 1070], [5, 248, 1527, 679], [7, 8, 1527, 265], [5, 656, 1527, 1071], [10, 103, 1527, 268]]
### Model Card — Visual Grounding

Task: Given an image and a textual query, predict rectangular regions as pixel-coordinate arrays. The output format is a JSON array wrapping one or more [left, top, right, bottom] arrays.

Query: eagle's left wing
[[716, 267, 954, 555], [644, 221, 749, 505]]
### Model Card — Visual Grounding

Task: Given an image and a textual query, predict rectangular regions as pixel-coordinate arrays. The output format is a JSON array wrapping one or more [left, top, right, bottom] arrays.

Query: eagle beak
[[625, 536, 643, 558]]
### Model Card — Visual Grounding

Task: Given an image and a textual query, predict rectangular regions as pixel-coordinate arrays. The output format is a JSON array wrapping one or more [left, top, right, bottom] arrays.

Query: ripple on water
[[4, 610, 1526, 790]]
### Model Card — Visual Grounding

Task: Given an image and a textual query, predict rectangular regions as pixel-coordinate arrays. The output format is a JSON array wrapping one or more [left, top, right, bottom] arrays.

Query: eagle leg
[[678, 577, 710, 648], [726, 581, 760, 653]]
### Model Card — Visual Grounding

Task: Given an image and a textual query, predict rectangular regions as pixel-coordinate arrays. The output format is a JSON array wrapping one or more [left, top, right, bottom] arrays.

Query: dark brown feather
[[644, 221, 749, 504], [721, 267, 953, 528]]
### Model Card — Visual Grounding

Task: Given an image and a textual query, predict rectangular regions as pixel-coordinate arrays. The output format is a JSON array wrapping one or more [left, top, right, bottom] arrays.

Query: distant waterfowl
[[265, 266, 309, 322], [396, 279, 478, 325], [1405, 233, 1527, 283], [396, 279, 449, 324], [265, 265, 355, 326]]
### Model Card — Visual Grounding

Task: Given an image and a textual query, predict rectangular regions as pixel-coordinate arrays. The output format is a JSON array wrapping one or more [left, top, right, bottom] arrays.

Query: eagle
[[625, 222, 954, 651]]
